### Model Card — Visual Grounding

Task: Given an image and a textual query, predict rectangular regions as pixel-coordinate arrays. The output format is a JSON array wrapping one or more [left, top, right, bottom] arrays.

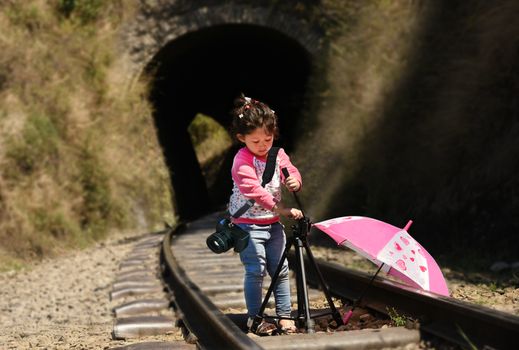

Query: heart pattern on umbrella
[[376, 230, 429, 290]]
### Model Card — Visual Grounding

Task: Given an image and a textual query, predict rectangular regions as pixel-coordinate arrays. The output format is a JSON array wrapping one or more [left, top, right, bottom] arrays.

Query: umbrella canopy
[[314, 216, 449, 296]]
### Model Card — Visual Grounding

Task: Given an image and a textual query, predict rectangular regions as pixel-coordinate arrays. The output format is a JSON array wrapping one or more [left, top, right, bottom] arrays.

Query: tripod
[[250, 171, 344, 333]]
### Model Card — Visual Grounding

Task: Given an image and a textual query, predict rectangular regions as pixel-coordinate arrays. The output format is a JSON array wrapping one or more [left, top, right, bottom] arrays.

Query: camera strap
[[231, 147, 280, 218]]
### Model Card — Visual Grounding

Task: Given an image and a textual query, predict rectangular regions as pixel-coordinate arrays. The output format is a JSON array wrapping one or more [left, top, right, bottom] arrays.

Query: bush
[[6, 114, 60, 176], [32, 208, 81, 241], [56, 0, 105, 24], [76, 144, 113, 238]]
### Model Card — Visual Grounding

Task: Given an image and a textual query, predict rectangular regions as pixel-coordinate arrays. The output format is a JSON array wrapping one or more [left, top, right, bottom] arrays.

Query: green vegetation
[[76, 143, 119, 238], [386, 306, 407, 327], [456, 324, 478, 350], [188, 113, 233, 188], [6, 114, 60, 176], [189, 113, 232, 162], [56, 0, 106, 24], [0, 1, 173, 269]]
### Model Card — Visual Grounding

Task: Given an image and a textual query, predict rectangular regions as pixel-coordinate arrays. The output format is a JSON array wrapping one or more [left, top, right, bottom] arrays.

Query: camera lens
[[206, 229, 234, 254]]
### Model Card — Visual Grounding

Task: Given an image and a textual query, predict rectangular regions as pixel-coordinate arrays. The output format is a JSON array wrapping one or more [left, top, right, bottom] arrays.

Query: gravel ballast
[[0, 231, 182, 350]]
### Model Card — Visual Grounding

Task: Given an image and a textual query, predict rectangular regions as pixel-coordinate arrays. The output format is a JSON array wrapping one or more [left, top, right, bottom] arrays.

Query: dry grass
[[0, 1, 172, 270]]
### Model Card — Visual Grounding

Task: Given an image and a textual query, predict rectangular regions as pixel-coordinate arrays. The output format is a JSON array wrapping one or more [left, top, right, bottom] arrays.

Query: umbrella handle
[[342, 309, 354, 325]]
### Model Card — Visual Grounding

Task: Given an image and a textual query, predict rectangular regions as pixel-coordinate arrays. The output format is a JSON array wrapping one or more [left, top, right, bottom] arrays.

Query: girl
[[228, 94, 303, 335]]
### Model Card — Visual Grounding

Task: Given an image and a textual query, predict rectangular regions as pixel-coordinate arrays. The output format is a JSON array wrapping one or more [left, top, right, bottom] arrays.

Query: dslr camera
[[206, 218, 250, 254]]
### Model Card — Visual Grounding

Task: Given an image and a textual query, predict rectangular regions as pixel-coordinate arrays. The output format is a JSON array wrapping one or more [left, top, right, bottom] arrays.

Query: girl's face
[[237, 127, 274, 158]]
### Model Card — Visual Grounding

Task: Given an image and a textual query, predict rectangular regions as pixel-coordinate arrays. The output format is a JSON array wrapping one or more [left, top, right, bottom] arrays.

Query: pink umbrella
[[313, 216, 449, 296]]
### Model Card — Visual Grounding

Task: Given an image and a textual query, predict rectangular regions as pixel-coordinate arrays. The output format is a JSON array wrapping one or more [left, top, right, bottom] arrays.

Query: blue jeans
[[238, 222, 291, 318]]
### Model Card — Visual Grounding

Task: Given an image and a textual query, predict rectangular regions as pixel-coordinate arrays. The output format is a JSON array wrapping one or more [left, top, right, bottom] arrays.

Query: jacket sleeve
[[278, 148, 302, 191], [231, 151, 278, 210]]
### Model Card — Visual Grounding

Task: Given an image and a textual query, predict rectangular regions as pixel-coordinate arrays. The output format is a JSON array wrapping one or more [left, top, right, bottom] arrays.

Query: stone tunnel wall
[[121, 0, 325, 77], [116, 0, 519, 262]]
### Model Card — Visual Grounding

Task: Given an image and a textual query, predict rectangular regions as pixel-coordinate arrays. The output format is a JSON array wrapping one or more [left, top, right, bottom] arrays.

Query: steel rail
[[300, 256, 519, 350], [160, 220, 517, 350], [161, 224, 263, 350]]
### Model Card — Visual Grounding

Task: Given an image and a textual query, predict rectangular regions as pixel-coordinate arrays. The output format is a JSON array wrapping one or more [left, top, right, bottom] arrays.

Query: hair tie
[[238, 96, 253, 118]]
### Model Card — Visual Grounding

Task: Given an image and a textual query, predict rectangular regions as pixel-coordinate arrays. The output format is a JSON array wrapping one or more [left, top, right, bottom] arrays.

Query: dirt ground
[[0, 230, 183, 350], [0, 232, 517, 349]]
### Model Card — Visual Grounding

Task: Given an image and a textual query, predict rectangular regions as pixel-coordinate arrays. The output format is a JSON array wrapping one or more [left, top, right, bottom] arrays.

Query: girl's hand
[[285, 176, 301, 192], [286, 208, 304, 220], [273, 205, 304, 220]]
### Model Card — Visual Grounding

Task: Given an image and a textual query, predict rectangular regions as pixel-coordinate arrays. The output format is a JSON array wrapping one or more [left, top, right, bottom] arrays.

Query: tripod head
[[291, 217, 312, 241]]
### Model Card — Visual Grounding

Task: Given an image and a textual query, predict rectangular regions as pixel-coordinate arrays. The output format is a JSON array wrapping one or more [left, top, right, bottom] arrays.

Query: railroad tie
[[108, 232, 193, 349], [110, 341, 194, 350]]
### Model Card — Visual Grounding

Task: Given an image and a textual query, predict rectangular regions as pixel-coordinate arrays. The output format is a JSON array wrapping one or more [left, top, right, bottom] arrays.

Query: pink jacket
[[229, 147, 302, 224]]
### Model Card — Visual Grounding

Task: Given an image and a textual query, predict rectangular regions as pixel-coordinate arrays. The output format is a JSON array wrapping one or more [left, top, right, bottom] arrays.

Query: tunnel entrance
[[146, 24, 312, 221]]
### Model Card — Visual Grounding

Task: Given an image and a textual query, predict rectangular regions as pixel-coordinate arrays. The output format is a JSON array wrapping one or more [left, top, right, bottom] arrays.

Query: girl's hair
[[231, 93, 279, 139]]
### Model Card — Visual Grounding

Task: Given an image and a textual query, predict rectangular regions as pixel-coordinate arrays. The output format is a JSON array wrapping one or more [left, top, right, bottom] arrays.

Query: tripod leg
[[293, 244, 304, 319], [303, 243, 344, 327], [251, 239, 294, 331], [294, 237, 315, 333]]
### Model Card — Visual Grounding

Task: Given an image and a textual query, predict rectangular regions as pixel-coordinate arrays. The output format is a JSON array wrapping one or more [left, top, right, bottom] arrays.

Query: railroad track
[[108, 213, 519, 349]]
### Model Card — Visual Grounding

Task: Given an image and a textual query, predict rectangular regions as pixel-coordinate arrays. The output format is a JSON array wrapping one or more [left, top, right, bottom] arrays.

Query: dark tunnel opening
[[146, 24, 312, 221]]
